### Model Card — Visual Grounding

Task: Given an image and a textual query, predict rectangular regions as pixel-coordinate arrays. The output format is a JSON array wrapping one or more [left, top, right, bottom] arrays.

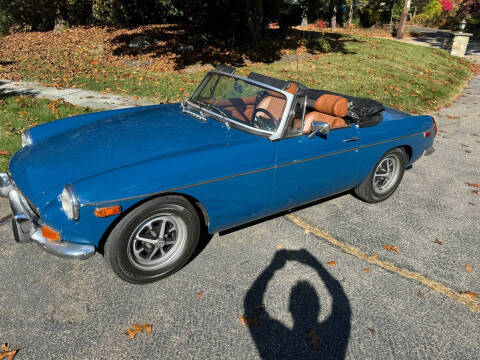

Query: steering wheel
[[253, 108, 277, 131]]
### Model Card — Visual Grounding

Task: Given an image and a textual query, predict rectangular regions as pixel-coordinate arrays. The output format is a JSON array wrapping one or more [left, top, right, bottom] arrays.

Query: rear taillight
[[430, 116, 437, 137]]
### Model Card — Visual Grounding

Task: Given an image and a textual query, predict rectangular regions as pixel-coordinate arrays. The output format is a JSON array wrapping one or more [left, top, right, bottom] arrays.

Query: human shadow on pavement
[[244, 249, 351, 360]]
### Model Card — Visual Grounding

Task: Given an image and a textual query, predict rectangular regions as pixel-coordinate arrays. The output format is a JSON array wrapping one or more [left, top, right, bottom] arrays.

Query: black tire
[[105, 196, 200, 284], [354, 147, 408, 203]]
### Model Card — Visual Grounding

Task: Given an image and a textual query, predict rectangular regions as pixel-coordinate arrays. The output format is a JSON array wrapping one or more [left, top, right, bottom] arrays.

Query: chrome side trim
[[81, 130, 426, 207]]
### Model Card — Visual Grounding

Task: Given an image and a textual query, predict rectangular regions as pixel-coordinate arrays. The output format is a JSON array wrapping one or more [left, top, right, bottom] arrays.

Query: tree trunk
[[347, 0, 356, 27], [54, 0, 69, 32], [396, 0, 411, 39], [246, 0, 263, 44], [330, 0, 337, 29]]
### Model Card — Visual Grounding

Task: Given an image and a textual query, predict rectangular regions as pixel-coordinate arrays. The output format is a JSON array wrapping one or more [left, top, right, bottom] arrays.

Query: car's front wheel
[[105, 196, 200, 284], [354, 147, 408, 203]]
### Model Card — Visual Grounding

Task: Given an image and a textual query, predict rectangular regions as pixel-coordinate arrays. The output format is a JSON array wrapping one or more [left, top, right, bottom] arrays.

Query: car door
[[273, 124, 363, 210]]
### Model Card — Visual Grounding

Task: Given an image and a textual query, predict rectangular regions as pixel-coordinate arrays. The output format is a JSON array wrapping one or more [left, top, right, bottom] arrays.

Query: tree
[[458, 0, 480, 18], [396, 0, 411, 39]]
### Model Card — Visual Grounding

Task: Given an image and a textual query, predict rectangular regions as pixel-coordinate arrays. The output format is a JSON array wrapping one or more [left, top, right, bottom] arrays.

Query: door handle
[[343, 137, 360, 143]]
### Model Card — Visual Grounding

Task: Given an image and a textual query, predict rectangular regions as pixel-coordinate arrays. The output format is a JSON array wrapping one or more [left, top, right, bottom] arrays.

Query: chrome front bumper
[[0, 172, 95, 260]]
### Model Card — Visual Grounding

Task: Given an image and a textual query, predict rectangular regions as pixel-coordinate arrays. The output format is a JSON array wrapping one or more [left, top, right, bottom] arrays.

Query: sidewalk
[[0, 79, 154, 110]]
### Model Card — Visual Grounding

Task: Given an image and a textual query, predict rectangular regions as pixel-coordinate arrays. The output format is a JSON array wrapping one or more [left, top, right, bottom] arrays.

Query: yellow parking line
[[285, 213, 480, 313]]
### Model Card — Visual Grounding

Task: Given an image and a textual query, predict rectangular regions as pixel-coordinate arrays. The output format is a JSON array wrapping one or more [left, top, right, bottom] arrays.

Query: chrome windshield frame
[[189, 70, 295, 141]]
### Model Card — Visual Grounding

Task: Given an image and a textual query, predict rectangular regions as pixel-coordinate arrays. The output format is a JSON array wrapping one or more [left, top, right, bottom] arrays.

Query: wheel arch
[[96, 192, 210, 255], [400, 144, 413, 162]]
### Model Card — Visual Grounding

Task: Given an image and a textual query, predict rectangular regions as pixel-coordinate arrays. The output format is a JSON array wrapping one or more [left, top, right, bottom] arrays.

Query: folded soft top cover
[[247, 72, 385, 126]]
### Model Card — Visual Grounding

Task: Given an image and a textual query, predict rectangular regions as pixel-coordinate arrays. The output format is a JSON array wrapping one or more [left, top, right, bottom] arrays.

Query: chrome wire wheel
[[373, 154, 401, 195], [127, 213, 187, 271]]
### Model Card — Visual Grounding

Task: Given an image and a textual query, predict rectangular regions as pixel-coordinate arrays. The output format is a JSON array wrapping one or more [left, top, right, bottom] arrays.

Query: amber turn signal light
[[42, 225, 61, 241], [94, 205, 121, 218]]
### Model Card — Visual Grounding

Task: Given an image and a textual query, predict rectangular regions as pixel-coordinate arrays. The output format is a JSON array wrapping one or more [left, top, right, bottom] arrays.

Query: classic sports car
[[1, 65, 436, 284]]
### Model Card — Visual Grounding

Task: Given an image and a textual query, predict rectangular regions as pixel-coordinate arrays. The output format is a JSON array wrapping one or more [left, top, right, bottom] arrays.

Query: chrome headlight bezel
[[21, 130, 33, 147], [59, 184, 80, 221]]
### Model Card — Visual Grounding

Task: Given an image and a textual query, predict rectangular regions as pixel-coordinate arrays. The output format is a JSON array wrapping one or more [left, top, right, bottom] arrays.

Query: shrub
[[306, 34, 332, 53], [415, 0, 444, 27], [0, 1, 13, 35], [315, 19, 327, 28]]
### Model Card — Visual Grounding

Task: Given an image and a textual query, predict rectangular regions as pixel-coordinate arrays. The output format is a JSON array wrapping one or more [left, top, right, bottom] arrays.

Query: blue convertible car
[[1, 65, 435, 283]]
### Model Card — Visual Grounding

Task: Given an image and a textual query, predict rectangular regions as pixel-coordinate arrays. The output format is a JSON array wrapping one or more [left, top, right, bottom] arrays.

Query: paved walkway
[[0, 79, 154, 110], [404, 25, 480, 58]]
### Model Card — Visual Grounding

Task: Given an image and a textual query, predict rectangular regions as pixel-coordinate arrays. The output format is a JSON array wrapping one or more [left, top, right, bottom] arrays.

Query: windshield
[[189, 73, 288, 134]]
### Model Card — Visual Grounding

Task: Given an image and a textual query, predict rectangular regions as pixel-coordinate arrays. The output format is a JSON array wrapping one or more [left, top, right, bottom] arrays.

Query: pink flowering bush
[[441, 0, 454, 11]]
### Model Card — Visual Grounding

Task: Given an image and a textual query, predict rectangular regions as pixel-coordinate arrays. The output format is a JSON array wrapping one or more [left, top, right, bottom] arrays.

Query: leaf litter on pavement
[[125, 323, 152, 339], [0, 344, 19, 360]]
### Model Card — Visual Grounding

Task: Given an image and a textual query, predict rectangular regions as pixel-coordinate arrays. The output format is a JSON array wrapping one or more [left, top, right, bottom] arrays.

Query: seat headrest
[[285, 82, 298, 95], [314, 94, 348, 117]]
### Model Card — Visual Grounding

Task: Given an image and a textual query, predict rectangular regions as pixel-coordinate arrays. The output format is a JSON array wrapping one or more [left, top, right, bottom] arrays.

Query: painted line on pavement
[[285, 213, 480, 313]]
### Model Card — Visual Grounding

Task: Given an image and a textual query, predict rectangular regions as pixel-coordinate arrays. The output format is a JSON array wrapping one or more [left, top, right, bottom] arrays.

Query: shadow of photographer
[[244, 249, 351, 359]]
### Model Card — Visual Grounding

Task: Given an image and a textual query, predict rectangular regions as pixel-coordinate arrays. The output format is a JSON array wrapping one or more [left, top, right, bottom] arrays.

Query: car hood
[[9, 104, 254, 204]]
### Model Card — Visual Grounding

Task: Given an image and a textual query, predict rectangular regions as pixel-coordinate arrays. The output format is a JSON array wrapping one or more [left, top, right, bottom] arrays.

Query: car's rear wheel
[[104, 196, 200, 284], [354, 147, 407, 203]]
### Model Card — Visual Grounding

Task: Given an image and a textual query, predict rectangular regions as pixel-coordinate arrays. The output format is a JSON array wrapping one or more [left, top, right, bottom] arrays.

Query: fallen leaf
[[142, 323, 152, 335], [465, 150, 472, 154], [433, 238, 444, 245], [465, 264, 473, 272], [370, 253, 377, 259], [472, 190, 479, 195], [327, 260, 336, 267], [277, 244, 284, 249], [241, 315, 262, 327], [363, 268, 371, 273], [0, 151, 10, 156], [465, 182, 480, 188], [446, 115, 459, 119], [307, 330, 321, 351], [125, 323, 152, 339], [460, 144, 469, 147], [0, 344, 18, 360], [367, 327, 376, 334], [476, 140, 480, 144], [460, 291, 478, 299], [384, 245, 400, 254], [197, 291, 204, 299], [418, 291, 425, 299], [125, 328, 142, 339]]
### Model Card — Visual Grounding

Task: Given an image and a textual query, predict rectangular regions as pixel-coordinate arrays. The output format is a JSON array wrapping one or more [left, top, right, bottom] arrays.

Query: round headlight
[[59, 184, 80, 221], [21, 130, 33, 147]]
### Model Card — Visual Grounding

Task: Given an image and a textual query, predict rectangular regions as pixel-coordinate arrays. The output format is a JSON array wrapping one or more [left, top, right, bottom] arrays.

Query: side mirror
[[308, 121, 330, 139]]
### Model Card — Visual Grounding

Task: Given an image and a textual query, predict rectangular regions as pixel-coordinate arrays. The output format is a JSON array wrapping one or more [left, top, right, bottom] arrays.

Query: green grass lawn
[[73, 37, 473, 114], [0, 28, 475, 171], [0, 95, 93, 170], [0, 27, 475, 114]]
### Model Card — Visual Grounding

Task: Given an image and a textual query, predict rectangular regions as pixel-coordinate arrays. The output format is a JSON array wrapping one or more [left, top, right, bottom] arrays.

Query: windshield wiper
[[182, 99, 207, 122], [187, 98, 231, 126]]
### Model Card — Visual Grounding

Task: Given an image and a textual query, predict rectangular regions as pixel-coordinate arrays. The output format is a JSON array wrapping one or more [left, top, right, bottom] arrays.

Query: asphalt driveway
[[1, 74, 479, 359]]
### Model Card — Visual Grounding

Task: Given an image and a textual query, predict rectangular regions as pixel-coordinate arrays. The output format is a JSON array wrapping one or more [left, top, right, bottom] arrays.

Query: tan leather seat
[[256, 96, 287, 124], [255, 82, 297, 124], [303, 94, 348, 134]]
